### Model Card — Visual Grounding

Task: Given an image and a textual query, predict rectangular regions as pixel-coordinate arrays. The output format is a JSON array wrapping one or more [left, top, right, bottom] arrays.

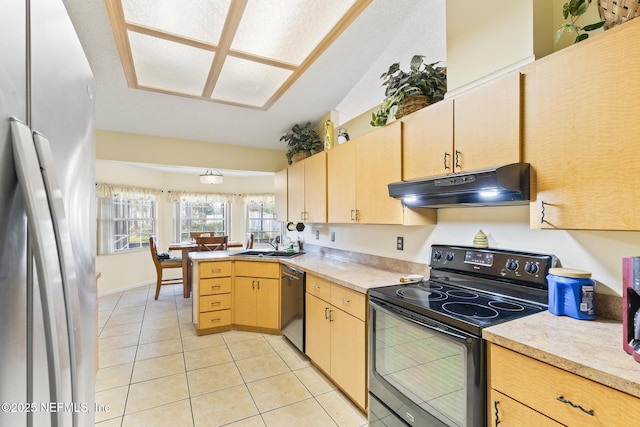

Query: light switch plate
[[330, 232, 335, 242]]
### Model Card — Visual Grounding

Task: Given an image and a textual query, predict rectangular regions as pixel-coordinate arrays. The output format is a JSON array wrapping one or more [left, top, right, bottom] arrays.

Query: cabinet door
[[274, 168, 288, 222], [287, 161, 305, 222], [305, 293, 331, 373], [356, 121, 403, 224], [255, 278, 280, 329], [330, 308, 366, 409], [454, 72, 521, 173], [403, 98, 454, 179], [303, 151, 327, 223], [533, 24, 640, 230], [327, 141, 356, 223], [234, 277, 256, 326], [489, 389, 562, 427]]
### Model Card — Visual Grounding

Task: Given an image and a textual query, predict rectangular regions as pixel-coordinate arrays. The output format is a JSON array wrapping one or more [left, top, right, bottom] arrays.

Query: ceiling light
[[200, 170, 223, 184]]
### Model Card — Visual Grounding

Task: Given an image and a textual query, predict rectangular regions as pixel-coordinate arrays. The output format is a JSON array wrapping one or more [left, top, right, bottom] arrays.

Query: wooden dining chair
[[246, 233, 254, 249], [149, 236, 183, 300], [195, 235, 228, 251]]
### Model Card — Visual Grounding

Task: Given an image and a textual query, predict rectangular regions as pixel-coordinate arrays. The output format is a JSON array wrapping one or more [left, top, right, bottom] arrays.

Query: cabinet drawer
[[330, 284, 366, 321], [199, 294, 231, 312], [234, 260, 280, 278], [307, 274, 331, 302], [199, 261, 232, 278], [200, 277, 231, 296], [490, 344, 640, 426], [198, 309, 231, 328]]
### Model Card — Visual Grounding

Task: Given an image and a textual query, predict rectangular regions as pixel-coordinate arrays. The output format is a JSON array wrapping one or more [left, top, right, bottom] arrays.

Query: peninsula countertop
[[189, 250, 418, 294]]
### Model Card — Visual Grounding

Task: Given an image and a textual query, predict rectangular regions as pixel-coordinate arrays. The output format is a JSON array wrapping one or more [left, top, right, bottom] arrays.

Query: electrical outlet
[[397, 236, 404, 251], [330, 232, 335, 242], [315, 230, 319, 240]]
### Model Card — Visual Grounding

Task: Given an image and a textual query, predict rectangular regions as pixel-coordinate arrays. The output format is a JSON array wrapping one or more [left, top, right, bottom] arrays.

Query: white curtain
[[167, 191, 235, 204], [96, 182, 162, 200], [241, 193, 275, 205]]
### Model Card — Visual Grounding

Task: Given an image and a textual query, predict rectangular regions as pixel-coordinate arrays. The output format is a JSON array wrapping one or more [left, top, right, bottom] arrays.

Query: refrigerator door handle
[[10, 118, 66, 427], [33, 131, 81, 426]]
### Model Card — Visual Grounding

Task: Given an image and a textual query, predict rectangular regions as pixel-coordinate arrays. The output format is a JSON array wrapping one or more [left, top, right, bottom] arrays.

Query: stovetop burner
[[396, 287, 446, 301], [442, 302, 499, 319]]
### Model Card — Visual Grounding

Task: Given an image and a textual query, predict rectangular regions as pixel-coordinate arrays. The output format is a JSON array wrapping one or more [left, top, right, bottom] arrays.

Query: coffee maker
[[622, 257, 640, 363]]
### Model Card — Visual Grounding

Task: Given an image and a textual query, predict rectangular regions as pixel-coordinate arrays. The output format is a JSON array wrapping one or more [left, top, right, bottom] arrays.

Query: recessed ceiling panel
[[122, 0, 230, 44], [233, 0, 357, 65], [212, 56, 292, 107], [106, 0, 371, 108], [129, 32, 214, 96]]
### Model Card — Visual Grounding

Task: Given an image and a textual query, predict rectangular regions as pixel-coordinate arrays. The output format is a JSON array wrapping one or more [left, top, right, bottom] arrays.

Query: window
[[247, 201, 279, 245], [97, 197, 157, 255], [175, 200, 229, 242]]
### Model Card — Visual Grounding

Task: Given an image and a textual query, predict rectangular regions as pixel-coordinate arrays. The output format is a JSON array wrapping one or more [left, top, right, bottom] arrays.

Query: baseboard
[[97, 280, 155, 297]]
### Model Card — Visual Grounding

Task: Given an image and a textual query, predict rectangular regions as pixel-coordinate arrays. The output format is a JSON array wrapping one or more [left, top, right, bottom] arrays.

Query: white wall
[[289, 207, 640, 297], [95, 160, 274, 295]]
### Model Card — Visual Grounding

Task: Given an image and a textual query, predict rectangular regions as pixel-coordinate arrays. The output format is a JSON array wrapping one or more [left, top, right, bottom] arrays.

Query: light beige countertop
[[189, 250, 416, 294], [483, 311, 640, 399]]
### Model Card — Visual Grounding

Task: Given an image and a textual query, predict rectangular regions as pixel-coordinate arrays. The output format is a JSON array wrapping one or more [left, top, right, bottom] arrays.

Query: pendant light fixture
[[199, 170, 223, 184]]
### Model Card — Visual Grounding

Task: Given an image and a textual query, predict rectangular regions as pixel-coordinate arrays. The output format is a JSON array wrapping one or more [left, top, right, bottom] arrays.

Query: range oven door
[[369, 297, 484, 427]]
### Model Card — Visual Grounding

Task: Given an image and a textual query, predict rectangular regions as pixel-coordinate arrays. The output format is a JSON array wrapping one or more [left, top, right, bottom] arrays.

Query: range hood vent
[[388, 163, 530, 208]]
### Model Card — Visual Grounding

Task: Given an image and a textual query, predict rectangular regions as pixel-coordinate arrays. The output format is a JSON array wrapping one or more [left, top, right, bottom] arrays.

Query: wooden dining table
[[168, 240, 243, 298]]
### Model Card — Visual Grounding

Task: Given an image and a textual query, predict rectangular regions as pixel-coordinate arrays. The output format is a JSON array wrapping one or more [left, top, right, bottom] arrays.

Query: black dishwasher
[[281, 264, 305, 353]]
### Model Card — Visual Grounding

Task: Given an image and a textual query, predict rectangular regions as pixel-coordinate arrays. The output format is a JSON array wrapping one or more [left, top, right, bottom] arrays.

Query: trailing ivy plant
[[556, 0, 605, 43]]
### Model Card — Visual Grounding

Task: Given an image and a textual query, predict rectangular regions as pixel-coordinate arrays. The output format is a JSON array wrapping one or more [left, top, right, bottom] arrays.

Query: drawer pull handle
[[313, 284, 320, 289], [211, 318, 221, 323], [341, 297, 350, 303], [211, 268, 221, 273], [493, 401, 500, 426], [211, 285, 221, 290], [211, 301, 221, 306], [556, 396, 594, 416]]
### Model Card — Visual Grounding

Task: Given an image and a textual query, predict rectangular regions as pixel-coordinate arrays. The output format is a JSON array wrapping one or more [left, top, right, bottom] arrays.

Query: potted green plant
[[371, 55, 447, 127], [556, 0, 605, 44], [280, 122, 323, 165]]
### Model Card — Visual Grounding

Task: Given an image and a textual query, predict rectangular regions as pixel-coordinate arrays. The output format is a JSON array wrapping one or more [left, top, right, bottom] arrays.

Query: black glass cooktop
[[369, 280, 546, 335]]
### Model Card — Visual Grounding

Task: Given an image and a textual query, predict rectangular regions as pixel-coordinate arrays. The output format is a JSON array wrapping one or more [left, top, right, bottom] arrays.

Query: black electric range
[[369, 244, 558, 336]]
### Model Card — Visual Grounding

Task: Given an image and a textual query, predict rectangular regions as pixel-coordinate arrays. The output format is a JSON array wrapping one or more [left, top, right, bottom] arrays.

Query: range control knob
[[505, 259, 519, 271], [433, 251, 442, 260], [525, 262, 539, 274], [445, 252, 455, 261]]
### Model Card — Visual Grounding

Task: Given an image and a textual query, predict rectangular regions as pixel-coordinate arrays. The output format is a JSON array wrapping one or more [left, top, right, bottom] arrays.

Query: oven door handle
[[370, 299, 470, 341]]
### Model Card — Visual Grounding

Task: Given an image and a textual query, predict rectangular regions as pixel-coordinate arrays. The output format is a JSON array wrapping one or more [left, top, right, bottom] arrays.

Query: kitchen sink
[[231, 250, 304, 258]]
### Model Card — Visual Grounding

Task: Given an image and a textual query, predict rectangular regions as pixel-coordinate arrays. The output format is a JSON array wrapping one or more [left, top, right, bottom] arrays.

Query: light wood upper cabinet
[[403, 98, 454, 180], [531, 19, 640, 230], [274, 168, 287, 222], [403, 72, 521, 181], [327, 141, 356, 223], [327, 121, 403, 224], [286, 152, 327, 223], [454, 72, 522, 173]]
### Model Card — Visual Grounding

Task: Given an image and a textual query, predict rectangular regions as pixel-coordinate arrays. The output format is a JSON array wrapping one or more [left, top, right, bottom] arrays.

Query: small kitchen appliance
[[369, 245, 557, 427], [622, 257, 640, 363]]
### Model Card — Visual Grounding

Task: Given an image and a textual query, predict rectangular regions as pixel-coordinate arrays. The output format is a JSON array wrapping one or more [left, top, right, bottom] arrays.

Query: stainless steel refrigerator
[[0, 0, 96, 426]]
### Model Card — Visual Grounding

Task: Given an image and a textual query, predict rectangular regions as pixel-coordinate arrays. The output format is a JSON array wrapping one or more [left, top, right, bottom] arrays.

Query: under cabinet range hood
[[388, 163, 530, 208]]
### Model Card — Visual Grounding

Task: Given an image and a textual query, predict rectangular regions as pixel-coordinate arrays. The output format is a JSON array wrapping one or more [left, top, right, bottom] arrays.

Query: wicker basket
[[395, 95, 430, 119], [598, 0, 640, 30], [291, 150, 311, 163]]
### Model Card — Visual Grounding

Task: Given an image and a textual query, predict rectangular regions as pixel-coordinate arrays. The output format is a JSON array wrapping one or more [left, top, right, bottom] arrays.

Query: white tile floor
[[95, 283, 369, 427]]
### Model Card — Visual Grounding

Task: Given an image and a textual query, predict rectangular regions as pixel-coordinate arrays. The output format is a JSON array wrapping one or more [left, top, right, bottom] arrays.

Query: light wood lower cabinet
[[489, 390, 562, 427], [305, 276, 367, 411], [196, 261, 233, 335], [233, 261, 280, 332], [488, 343, 640, 426]]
